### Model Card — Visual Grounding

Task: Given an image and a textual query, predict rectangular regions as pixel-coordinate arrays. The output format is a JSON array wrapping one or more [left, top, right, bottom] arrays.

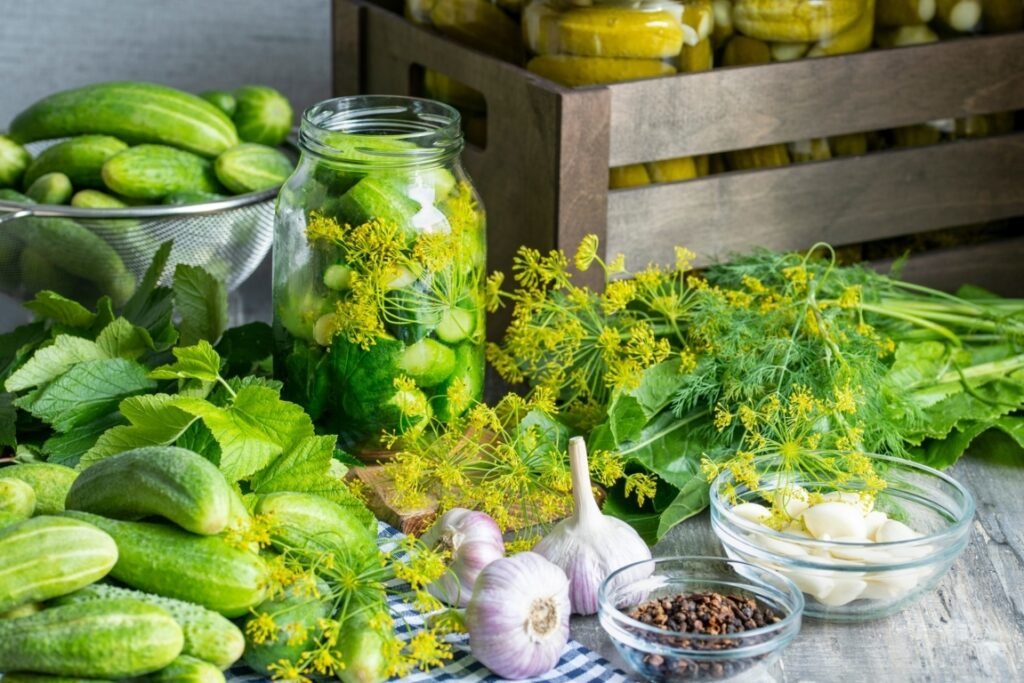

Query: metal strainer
[[0, 139, 289, 306]]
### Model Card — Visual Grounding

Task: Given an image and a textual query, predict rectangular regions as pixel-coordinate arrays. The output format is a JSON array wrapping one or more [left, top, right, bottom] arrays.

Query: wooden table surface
[[571, 456, 1024, 683]]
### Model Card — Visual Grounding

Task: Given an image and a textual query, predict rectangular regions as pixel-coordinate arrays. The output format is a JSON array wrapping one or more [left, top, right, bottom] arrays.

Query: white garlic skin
[[534, 437, 652, 616], [421, 508, 505, 607], [466, 552, 570, 680], [535, 513, 652, 615]]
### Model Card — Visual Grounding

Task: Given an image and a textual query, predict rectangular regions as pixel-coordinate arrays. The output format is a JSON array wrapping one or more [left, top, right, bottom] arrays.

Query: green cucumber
[[26, 172, 73, 205], [0, 511, 26, 529], [323, 263, 353, 290], [231, 86, 293, 147], [20, 246, 99, 302], [0, 135, 31, 188], [0, 515, 118, 612], [0, 675, 111, 683], [254, 491, 377, 556], [57, 584, 244, 670], [0, 188, 32, 203], [66, 446, 231, 535], [0, 601, 42, 619], [436, 342, 484, 421], [102, 145, 221, 201], [23, 135, 128, 190], [71, 189, 130, 208], [162, 191, 226, 206], [241, 580, 331, 677], [398, 338, 456, 387], [336, 176, 420, 230], [0, 477, 36, 518], [142, 654, 225, 683], [435, 306, 477, 344], [0, 463, 78, 515], [10, 81, 239, 157], [337, 614, 389, 683], [0, 598, 183, 678], [61, 511, 269, 618], [213, 143, 293, 194], [19, 218, 132, 304], [199, 91, 237, 118]]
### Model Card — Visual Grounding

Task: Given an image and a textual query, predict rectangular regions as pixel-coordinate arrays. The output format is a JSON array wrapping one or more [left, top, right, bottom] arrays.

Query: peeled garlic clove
[[816, 578, 868, 607], [777, 485, 810, 519], [732, 503, 771, 524], [860, 569, 921, 600], [803, 502, 868, 540], [822, 491, 873, 514], [754, 532, 809, 557], [828, 536, 888, 564], [875, 519, 920, 543], [787, 569, 836, 602], [865, 510, 889, 540]]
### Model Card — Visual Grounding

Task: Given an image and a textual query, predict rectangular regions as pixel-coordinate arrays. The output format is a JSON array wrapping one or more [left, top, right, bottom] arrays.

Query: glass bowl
[[710, 453, 975, 621], [598, 556, 804, 682]]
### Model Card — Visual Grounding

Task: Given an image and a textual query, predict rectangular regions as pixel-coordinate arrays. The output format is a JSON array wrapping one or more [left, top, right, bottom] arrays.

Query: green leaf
[[175, 420, 222, 465], [173, 264, 228, 346], [911, 420, 990, 470], [910, 377, 1024, 444], [24, 291, 96, 328], [0, 321, 48, 384], [0, 392, 16, 449], [216, 322, 274, 378], [252, 435, 376, 530], [992, 415, 1024, 448], [42, 412, 126, 466], [971, 427, 1024, 467], [96, 318, 155, 360], [122, 241, 172, 321], [19, 358, 156, 432], [82, 393, 197, 465], [148, 341, 222, 383], [4, 336, 107, 393], [172, 385, 314, 481]]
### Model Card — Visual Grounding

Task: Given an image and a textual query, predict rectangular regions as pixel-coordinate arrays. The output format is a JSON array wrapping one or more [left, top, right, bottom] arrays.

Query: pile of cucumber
[[0, 81, 295, 307], [0, 447, 374, 683], [0, 81, 295, 208]]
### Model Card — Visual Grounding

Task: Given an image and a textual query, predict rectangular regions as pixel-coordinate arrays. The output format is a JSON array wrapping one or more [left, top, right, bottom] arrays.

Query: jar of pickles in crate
[[524, 0, 715, 186], [273, 96, 486, 452], [407, 0, 523, 62]]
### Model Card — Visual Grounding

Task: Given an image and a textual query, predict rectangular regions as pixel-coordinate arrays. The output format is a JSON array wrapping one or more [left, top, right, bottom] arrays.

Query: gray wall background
[[0, 0, 334, 125], [1, 0, 335, 328]]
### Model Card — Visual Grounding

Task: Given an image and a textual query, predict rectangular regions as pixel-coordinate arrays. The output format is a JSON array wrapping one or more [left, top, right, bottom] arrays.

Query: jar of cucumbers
[[723, 0, 875, 62], [273, 96, 486, 452]]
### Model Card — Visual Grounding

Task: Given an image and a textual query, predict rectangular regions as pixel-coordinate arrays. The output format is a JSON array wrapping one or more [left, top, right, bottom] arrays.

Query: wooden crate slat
[[869, 235, 1024, 297], [608, 34, 1024, 165], [606, 133, 1024, 266]]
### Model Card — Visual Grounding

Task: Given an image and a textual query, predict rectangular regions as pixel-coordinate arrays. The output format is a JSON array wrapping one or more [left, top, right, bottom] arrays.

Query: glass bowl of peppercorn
[[598, 556, 804, 682]]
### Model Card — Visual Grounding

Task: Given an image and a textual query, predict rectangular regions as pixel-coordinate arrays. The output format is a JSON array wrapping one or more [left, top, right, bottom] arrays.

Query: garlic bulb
[[534, 436, 652, 615], [420, 508, 505, 607], [466, 552, 570, 680]]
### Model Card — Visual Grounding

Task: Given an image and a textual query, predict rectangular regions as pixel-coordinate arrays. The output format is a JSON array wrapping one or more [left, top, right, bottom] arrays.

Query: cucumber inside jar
[[273, 147, 486, 450]]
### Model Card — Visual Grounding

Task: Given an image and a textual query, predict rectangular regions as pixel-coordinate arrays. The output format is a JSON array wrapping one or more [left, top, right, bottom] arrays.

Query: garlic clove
[[816, 577, 868, 607], [732, 502, 772, 525], [874, 519, 920, 543], [753, 532, 809, 557], [802, 502, 868, 540], [786, 569, 835, 602], [822, 491, 874, 514], [864, 510, 889, 540], [777, 485, 810, 519], [860, 569, 921, 600], [828, 536, 890, 564]]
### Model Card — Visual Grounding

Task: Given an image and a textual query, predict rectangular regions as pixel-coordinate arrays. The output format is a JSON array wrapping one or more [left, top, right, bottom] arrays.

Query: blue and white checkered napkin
[[228, 522, 631, 683]]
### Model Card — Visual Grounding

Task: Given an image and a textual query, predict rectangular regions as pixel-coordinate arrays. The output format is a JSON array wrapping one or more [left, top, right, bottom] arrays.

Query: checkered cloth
[[227, 522, 630, 683]]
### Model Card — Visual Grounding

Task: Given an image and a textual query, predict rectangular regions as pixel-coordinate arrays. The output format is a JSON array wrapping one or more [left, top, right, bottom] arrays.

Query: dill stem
[[856, 302, 961, 346]]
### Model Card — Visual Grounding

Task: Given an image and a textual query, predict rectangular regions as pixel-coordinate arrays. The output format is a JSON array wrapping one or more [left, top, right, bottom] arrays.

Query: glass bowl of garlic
[[709, 453, 974, 621]]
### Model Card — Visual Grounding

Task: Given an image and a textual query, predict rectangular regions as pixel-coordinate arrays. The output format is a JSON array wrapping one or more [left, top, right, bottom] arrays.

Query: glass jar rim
[[299, 95, 463, 168]]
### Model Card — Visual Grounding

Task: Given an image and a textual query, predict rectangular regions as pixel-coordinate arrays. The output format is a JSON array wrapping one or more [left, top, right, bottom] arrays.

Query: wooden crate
[[332, 0, 1024, 296]]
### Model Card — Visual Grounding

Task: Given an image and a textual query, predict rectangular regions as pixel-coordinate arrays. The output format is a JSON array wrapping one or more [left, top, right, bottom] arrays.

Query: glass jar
[[406, 0, 522, 62], [727, 0, 874, 60], [273, 96, 486, 452]]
